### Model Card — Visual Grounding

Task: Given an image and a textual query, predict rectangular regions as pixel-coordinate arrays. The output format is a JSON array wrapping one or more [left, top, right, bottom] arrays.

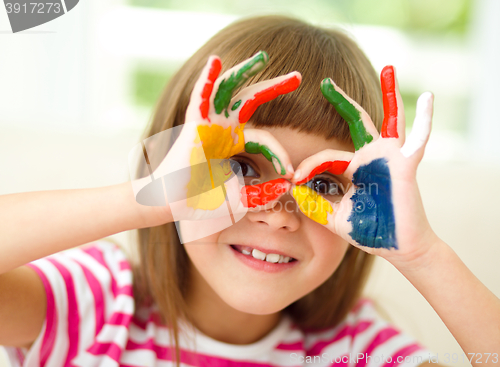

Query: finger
[[320, 78, 379, 151], [186, 56, 222, 123], [213, 51, 269, 117], [244, 128, 295, 176], [230, 72, 301, 124], [400, 92, 434, 158], [291, 149, 353, 185], [380, 65, 405, 140], [240, 178, 291, 209]]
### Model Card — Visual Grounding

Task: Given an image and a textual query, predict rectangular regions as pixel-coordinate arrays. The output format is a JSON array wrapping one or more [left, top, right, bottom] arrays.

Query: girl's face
[[182, 126, 353, 315]]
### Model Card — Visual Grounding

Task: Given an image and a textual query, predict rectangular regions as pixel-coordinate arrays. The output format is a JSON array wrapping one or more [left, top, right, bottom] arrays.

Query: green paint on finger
[[231, 100, 242, 111], [245, 141, 286, 175], [321, 78, 373, 150], [214, 51, 269, 115]]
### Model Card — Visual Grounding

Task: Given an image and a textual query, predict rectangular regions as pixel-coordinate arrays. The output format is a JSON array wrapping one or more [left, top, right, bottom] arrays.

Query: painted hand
[[291, 66, 436, 263], [152, 51, 300, 221]]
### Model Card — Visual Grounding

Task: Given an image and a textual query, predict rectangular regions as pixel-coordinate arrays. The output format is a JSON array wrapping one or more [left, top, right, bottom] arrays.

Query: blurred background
[[1, 0, 499, 364]]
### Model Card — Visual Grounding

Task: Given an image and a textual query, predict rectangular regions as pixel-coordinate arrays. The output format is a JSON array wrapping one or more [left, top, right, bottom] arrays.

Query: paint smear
[[214, 51, 268, 116], [245, 141, 285, 175], [347, 158, 397, 249], [241, 178, 289, 208], [320, 78, 373, 151], [292, 185, 333, 225], [186, 123, 245, 210]]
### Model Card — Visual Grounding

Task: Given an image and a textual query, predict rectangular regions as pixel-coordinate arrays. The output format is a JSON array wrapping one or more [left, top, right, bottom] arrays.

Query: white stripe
[[350, 319, 389, 354], [98, 243, 133, 288], [31, 259, 69, 367], [65, 248, 115, 321], [120, 349, 157, 366], [73, 351, 120, 367], [111, 294, 135, 314], [95, 324, 129, 346], [129, 322, 171, 346], [57, 254, 96, 357]]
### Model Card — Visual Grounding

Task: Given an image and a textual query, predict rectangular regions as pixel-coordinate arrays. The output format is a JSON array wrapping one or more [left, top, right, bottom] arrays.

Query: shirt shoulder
[[5, 241, 135, 367]]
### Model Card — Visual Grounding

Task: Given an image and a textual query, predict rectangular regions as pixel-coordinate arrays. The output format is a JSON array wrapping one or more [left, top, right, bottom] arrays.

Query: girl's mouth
[[230, 244, 297, 263]]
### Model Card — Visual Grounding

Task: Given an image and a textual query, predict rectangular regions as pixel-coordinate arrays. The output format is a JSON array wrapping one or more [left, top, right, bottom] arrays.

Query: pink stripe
[[119, 260, 131, 271], [87, 342, 122, 362], [276, 340, 303, 350], [126, 339, 275, 367], [26, 263, 58, 367], [117, 284, 133, 297], [47, 258, 80, 367], [73, 259, 105, 336], [83, 247, 118, 297], [382, 344, 423, 367], [357, 327, 399, 367], [306, 321, 372, 356], [108, 312, 133, 327]]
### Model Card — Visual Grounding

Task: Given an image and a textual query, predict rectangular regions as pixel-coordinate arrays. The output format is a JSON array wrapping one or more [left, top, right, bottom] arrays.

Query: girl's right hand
[[132, 52, 301, 222]]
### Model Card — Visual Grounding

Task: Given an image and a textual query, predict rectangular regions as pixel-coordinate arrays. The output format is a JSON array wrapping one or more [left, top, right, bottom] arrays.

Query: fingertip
[[259, 50, 269, 63], [292, 168, 302, 182], [289, 71, 302, 84], [417, 92, 434, 113]]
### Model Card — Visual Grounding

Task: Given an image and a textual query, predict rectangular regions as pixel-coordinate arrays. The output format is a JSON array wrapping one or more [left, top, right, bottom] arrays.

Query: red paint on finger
[[199, 58, 222, 121], [238, 75, 301, 124], [296, 161, 350, 185], [241, 178, 290, 208], [380, 66, 399, 138]]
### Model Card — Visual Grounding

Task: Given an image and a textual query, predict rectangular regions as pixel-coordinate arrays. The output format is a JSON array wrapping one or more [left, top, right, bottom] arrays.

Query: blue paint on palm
[[348, 158, 397, 249]]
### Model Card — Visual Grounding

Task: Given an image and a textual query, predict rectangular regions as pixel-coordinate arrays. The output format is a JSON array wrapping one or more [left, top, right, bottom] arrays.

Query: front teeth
[[250, 249, 291, 263]]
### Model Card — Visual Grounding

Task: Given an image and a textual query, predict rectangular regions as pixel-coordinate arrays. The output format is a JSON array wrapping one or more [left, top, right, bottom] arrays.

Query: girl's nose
[[245, 193, 300, 232]]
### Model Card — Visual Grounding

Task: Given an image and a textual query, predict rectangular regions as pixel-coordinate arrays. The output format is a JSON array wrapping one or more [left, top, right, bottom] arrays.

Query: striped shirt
[[4, 241, 432, 367]]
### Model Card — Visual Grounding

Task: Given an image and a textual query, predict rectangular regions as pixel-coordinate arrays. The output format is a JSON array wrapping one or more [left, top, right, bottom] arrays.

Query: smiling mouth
[[230, 245, 297, 263]]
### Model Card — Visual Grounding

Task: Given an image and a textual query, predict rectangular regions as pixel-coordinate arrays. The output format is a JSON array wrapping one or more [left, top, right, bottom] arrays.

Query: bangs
[[190, 16, 383, 143]]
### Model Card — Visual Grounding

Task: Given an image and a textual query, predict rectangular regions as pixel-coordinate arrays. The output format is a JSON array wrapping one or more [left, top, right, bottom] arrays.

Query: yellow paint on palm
[[186, 123, 245, 210], [292, 185, 333, 225]]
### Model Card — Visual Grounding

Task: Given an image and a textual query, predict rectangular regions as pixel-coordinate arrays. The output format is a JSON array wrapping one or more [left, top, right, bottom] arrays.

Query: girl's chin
[[220, 291, 295, 315]]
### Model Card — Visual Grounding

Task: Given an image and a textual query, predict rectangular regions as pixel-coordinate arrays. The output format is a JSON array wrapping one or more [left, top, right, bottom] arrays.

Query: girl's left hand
[[291, 66, 437, 267]]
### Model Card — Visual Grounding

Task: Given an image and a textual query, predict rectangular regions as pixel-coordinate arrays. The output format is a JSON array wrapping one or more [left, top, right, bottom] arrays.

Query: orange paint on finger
[[292, 185, 333, 225], [186, 123, 245, 210]]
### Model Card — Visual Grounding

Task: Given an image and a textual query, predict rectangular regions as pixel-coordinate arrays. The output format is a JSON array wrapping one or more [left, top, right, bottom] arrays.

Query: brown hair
[[132, 15, 381, 364]]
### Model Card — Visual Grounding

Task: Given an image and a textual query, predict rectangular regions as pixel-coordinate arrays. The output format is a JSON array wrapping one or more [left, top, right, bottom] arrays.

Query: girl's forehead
[[245, 123, 354, 166]]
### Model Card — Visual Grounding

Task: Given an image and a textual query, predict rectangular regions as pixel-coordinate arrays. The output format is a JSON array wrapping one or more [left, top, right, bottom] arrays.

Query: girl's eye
[[229, 159, 259, 178], [305, 176, 344, 196]]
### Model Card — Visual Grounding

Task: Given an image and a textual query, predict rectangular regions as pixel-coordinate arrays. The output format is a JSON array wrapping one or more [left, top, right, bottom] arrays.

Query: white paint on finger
[[400, 92, 434, 158]]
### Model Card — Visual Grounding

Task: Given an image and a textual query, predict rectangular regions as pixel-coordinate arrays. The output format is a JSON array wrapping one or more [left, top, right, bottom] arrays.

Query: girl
[[1, 15, 499, 367]]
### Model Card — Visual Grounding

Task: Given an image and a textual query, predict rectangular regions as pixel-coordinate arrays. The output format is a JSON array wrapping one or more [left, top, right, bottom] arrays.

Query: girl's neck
[[185, 267, 282, 345]]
